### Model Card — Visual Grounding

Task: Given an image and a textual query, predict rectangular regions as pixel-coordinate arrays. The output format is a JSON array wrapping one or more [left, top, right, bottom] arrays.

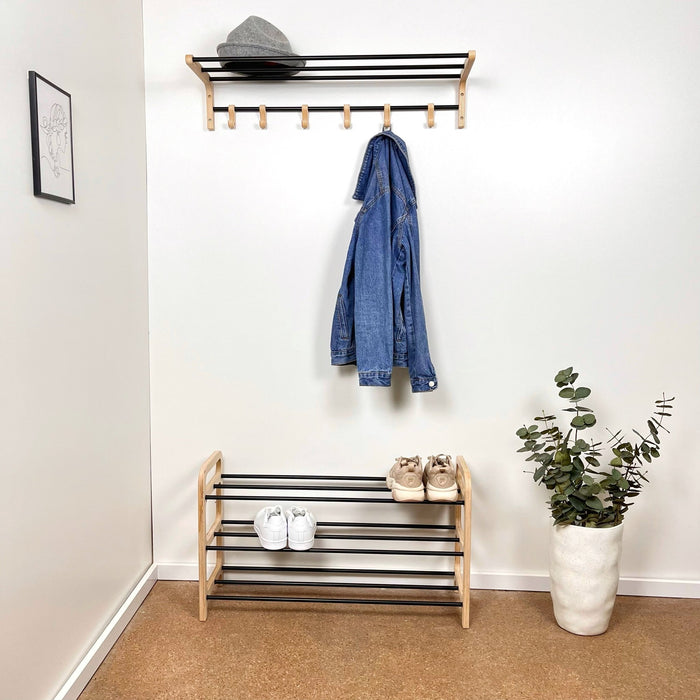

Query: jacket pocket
[[335, 293, 350, 341]]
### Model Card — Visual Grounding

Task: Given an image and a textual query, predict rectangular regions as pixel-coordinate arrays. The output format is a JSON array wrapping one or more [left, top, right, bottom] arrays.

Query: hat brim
[[217, 43, 306, 76]]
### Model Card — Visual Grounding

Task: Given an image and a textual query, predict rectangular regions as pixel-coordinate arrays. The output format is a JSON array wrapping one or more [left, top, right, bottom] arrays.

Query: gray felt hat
[[217, 16, 305, 76]]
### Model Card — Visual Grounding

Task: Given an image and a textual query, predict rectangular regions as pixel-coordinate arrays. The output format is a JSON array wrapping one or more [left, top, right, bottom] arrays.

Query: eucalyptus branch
[[516, 367, 674, 528]]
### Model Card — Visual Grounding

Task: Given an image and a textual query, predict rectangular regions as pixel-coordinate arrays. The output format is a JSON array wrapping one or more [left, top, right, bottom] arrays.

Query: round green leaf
[[586, 496, 604, 511], [571, 416, 585, 428], [583, 414, 596, 426], [574, 387, 591, 399], [559, 388, 575, 399]]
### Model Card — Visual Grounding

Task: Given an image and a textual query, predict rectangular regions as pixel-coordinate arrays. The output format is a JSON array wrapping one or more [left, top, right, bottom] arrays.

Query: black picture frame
[[28, 71, 75, 204]]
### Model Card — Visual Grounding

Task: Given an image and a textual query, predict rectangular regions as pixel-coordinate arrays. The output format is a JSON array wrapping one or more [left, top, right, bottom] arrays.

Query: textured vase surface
[[549, 523, 624, 635]]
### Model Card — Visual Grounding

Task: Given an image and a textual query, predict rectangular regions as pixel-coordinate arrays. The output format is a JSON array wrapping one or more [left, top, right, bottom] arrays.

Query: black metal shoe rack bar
[[185, 51, 476, 130], [198, 452, 472, 627]]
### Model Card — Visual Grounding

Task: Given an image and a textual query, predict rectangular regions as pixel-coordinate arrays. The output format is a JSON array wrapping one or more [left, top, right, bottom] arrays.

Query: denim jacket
[[330, 130, 438, 392]]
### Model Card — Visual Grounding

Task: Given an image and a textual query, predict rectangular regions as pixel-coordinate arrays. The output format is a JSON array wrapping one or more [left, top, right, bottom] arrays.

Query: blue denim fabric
[[330, 130, 438, 392]]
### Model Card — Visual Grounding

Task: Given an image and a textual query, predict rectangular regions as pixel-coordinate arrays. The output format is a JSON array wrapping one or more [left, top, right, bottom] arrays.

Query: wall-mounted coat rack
[[186, 52, 476, 131]]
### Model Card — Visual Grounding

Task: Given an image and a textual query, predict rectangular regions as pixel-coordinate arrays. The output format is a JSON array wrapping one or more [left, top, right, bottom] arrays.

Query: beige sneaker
[[386, 456, 424, 502], [424, 454, 458, 501]]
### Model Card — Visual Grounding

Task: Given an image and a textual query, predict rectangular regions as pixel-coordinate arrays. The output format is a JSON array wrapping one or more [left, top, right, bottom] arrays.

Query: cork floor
[[78, 581, 700, 700]]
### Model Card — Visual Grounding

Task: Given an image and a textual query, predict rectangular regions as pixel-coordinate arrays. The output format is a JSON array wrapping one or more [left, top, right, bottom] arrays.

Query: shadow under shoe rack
[[198, 452, 472, 628]]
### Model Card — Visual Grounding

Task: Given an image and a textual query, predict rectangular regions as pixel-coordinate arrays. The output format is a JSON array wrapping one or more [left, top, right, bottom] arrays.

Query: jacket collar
[[353, 130, 416, 201]]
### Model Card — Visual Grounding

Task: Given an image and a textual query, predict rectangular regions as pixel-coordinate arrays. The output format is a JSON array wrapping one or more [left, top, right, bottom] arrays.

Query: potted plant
[[516, 367, 674, 635]]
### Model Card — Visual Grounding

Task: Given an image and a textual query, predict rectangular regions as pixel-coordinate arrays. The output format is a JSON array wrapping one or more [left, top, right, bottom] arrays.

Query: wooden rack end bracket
[[383, 104, 391, 129], [458, 51, 476, 129], [186, 54, 215, 131], [198, 450, 223, 620], [344, 104, 351, 129], [227, 105, 236, 129], [455, 456, 472, 628]]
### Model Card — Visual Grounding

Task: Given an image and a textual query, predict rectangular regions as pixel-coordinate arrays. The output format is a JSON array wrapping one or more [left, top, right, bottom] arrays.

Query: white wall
[[0, 2, 152, 699], [145, 1, 700, 586]]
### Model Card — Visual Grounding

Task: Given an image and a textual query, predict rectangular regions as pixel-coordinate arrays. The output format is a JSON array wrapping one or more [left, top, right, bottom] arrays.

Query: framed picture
[[28, 71, 75, 204]]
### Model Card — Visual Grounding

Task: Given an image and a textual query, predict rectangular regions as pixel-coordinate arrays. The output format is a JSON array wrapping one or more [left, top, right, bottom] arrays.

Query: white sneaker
[[253, 505, 287, 550], [286, 506, 316, 551]]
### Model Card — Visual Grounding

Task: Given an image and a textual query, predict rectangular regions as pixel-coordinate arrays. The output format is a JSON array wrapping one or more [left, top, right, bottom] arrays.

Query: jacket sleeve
[[353, 199, 394, 387], [402, 216, 438, 393]]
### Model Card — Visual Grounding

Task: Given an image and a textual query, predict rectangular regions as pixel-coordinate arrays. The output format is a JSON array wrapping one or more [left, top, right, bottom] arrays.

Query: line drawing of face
[[40, 103, 69, 178]]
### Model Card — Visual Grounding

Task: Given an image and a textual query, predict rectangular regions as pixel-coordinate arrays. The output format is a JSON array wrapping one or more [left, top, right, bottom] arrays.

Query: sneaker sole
[[426, 484, 458, 502], [288, 537, 315, 551], [391, 483, 425, 502], [254, 527, 287, 550]]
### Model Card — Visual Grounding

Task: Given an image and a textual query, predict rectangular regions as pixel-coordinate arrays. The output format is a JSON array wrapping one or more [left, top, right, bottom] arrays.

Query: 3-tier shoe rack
[[198, 451, 472, 628]]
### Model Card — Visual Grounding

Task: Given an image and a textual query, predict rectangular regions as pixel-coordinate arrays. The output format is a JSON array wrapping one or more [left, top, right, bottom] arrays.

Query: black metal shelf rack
[[198, 451, 472, 627], [185, 51, 476, 130]]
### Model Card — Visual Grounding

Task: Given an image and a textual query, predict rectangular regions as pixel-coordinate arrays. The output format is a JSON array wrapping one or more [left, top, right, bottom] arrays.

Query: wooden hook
[[383, 104, 391, 129], [227, 105, 236, 129], [259, 105, 267, 129], [301, 104, 309, 129], [427, 103, 435, 128], [343, 104, 351, 129]]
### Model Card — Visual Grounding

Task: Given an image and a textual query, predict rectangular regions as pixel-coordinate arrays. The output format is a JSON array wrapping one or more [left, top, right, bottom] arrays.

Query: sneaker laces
[[289, 506, 307, 519], [397, 456, 420, 471], [265, 506, 283, 522]]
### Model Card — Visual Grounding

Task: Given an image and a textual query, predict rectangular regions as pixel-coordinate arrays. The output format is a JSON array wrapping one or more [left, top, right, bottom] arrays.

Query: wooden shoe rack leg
[[197, 452, 472, 628]]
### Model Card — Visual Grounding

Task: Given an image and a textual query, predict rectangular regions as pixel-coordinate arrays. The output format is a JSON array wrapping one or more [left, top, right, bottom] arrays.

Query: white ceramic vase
[[549, 522, 624, 636]]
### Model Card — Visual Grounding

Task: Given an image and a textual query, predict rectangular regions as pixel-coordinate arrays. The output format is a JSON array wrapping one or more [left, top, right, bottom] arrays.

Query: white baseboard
[[157, 562, 700, 599], [467, 572, 700, 598], [53, 563, 158, 700]]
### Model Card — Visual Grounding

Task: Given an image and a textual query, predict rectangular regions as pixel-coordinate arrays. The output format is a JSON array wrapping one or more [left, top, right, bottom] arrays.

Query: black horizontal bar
[[207, 594, 461, 607], [221, 474, 385, 481], [221, 565, 453, 576], [207, 495, 463, 504], [214, 483, 388, 492], [222, 519, 456, 530], [204, 63, 464, 73], [207, 545, 462, 556], [215, 579, 458, 591], [215, 531, 458, 542], [212, 105, 457, 114], [192, 53, 471, 62], [209, 74, 461, 82]]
